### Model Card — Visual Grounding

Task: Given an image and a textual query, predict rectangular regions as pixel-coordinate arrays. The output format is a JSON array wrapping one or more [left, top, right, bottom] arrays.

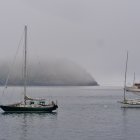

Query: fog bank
[[0, 59, 98, 86]]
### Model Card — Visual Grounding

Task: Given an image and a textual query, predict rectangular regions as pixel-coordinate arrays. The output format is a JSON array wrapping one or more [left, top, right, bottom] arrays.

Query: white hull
[[121, 104, 140, 108], [120, 99, 140, 108], [125, 86, 140, 92]]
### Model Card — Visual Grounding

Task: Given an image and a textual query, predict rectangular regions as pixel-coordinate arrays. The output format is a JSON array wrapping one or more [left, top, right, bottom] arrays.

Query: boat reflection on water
[[2, 111, 58, 116], [1, 111, 58, 140]]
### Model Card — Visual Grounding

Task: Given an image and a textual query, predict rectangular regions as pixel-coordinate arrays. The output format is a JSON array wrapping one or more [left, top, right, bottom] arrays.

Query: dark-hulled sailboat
[[0, 26, 58, 113]]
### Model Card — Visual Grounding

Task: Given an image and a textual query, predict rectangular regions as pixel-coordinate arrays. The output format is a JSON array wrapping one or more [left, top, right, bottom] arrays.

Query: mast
[[133, 72, 135, 85], [24, 25, 27, 105], [124, 51, 128, 101]]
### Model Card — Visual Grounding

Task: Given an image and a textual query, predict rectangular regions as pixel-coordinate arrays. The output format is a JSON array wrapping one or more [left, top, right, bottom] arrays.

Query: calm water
[[0, 86, 140, 140]]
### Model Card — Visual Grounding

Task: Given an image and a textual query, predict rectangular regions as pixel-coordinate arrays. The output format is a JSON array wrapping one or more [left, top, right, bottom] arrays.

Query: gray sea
[[0, 86, 140, 140]]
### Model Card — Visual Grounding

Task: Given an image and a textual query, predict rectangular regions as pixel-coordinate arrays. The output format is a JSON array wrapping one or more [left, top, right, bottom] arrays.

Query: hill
[[0, 60, 98, 86]]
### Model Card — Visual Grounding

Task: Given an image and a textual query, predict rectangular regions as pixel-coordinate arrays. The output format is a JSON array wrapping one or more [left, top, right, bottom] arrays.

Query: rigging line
[[2, 30, 25, 96]]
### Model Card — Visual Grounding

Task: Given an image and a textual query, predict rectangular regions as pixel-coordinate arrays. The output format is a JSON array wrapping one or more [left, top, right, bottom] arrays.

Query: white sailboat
[[0, 26, 58, 112], [125, 73, 140, 92], [125, 84, 140, 92], [120, 52, 140, 108]]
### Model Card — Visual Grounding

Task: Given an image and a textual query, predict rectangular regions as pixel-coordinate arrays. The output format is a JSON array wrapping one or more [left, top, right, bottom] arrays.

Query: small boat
[[120, 99, 140, 108], [125, 72, 140, 92], [0, 96, 58, 113], [0, 26, 58, 113], [120, 52, 140, 108], [125, 83, 140, 92]]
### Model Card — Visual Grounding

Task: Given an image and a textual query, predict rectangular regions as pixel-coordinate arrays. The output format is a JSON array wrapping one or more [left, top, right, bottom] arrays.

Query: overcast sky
[[0, 0, 140, 86]]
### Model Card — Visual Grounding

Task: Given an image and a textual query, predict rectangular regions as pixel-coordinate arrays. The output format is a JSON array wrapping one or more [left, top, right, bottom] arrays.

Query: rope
[[2, 30, 24, 96]]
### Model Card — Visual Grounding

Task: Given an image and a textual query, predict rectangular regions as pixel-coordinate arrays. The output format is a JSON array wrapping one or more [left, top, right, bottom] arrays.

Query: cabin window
[[30, 101, 34, 105], [39, 101, 45, 105]]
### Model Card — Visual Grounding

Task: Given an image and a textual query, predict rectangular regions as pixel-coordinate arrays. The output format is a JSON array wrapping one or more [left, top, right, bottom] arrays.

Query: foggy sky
[[0, 0, 140, 86]]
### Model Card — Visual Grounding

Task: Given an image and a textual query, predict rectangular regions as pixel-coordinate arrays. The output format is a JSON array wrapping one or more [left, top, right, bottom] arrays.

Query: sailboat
[[120, 52, 140, 108], [0, 26, 58, 112], [125, 84, 140, 92], [125, 73, 140, 92]]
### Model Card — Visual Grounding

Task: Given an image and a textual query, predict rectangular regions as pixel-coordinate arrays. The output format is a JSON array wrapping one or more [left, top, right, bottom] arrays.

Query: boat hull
[[0, 105, 58, 113], [121, 104, 140, 108], [120, 100, 140, 108], [125, 86, 140, 92]]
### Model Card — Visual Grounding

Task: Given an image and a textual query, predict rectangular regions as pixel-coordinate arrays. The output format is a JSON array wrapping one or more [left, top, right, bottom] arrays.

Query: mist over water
[[0, 59, 98, 86]]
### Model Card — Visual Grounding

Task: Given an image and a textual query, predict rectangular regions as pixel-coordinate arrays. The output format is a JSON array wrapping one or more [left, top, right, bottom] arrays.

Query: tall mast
[[124, 51, 128, 101], [24, 25, 27, 105], [133, 72, 135, 85]]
